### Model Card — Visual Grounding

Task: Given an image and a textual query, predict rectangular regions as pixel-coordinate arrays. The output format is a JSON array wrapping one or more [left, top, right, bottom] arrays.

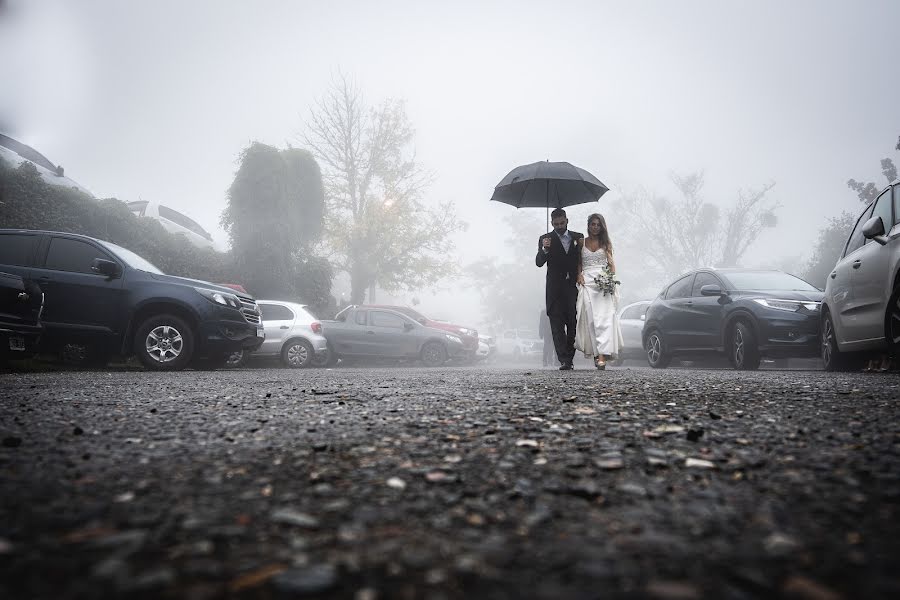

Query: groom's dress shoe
[[559, 363, 573, 370]]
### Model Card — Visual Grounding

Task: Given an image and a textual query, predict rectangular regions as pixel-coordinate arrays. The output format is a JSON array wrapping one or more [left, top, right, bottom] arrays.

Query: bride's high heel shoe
[[594, 356, 606, 370]]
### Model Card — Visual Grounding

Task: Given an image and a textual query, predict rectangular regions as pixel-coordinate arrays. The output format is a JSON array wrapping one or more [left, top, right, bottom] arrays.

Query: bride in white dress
[[575, 213, 623, 369]]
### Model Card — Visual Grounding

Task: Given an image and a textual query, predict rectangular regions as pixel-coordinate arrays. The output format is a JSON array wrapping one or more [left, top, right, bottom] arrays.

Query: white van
[[127, 201, 215, 250]]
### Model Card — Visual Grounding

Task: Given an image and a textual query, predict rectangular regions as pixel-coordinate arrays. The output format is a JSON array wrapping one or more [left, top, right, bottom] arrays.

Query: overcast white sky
[[2, 0, 898, 327]]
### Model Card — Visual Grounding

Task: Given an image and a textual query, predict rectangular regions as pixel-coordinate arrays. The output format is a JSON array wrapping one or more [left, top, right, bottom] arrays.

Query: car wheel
[[822, 310, 850, 372], [421, 341, 447, 367], [645, 330, 671, 368], [224, 349, 249, 368], [884, 286, 900, 355], [281, 338, 313, 368], [731, 321, 760, 370], [134, 314, 194, 371]]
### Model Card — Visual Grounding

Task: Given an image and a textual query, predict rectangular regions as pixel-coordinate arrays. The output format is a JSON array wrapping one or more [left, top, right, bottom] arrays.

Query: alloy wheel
[[822, 316, 834, 366], [146, 325, 183, 363], [734, 327, 745, 366], [286, 343, 309, 367], [647, 334, 661, 364], [889, 295, 900, 347]]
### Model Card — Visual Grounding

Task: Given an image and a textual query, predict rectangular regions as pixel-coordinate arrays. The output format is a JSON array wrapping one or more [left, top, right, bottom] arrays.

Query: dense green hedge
[[0, 159, 335, 315]]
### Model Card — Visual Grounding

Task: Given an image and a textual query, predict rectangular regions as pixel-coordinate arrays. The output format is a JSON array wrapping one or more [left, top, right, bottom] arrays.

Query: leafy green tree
[[221, 142, 329, 303], [802, 211, 856, 290], [301, 75, 466, 304]]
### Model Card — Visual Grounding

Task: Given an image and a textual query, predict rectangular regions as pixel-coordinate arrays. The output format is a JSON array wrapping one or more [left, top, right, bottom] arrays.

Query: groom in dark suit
[[536, 208, 583, 370]]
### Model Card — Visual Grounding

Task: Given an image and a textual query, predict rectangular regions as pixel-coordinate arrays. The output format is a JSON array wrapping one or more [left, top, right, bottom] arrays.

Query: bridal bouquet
[[592, 264, 620, 296]]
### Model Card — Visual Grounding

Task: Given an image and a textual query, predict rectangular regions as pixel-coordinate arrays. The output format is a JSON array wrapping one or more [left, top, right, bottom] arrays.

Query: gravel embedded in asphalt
[[1, 365, 899, 599]]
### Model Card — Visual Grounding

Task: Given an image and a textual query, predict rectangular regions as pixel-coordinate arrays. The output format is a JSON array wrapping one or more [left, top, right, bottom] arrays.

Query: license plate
[[8, 336, 25, 351], [257, 326, 265, 338]]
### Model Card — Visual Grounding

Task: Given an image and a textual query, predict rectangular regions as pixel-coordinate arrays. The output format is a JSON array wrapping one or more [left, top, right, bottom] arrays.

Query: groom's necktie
[[558, 231, 571, 253]]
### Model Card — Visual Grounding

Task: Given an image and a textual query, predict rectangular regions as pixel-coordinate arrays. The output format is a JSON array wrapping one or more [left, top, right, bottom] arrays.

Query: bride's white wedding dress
[[575, 246, 623, 358]]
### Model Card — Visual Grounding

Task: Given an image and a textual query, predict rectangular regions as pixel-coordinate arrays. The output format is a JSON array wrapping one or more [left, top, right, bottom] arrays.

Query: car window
[[844, 205, 874, 257], [893, 184, 900, 226], [371, 311, 405, 328], [127, 200, 148, 216], [692, 272, 721, 296], [259, 303, 294, 321], [866, 190, 892, 244], [621, 304, 645, 320], [0, 233, 39, 267], [355, 310, 368, 325], [43, 237, 112, 274], [665, 274, 694, 299]]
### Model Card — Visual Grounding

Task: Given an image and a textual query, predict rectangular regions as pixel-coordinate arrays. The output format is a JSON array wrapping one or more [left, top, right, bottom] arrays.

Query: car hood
[[149, 273, 254, 298], [427, 321, 477, 337], [733, 289, 824, 302]]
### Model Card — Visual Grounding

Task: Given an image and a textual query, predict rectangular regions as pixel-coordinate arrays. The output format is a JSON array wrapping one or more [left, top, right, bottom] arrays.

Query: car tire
[[134, 314, 195, 371], [281, 338, 313, 368], [884, 286, 900, 355], [421, 341, 447, 367], [730, 321, 760, 371], [645, 329, 671, 368], [822, 309, 850, 372], [224, 349, 249, 368]]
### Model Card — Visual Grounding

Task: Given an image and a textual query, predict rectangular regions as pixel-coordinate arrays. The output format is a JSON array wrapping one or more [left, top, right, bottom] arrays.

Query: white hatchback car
[[821, 179, 900, 370], [252, 300, 328, 368]]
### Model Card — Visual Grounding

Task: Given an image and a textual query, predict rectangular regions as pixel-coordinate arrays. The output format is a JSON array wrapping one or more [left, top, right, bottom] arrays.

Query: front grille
[[238, 296, 261, 324]]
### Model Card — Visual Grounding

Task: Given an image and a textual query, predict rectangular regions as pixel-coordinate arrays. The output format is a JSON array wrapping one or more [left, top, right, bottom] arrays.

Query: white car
[[613, 300, 651, 364], [497, 329, 543, 359], [127, 200, 215, 250], [821, 179, 900, 370], [242, 300, 328, 368]]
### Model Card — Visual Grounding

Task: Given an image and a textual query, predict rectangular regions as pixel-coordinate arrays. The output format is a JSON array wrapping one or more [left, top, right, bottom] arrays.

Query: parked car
[[321, 305, 466, 366], [237, 300, 328, 368], [642, 268, 823, 370], [127, 200, 216, 250], [821, 179, 900, 370], [611, 300, 651, 365], [496, 329, 543, 359], [0, 229, 264, 370], [0, 272, 43, 364], [364, 305, 479, 357], [476, 334, 497, 362]]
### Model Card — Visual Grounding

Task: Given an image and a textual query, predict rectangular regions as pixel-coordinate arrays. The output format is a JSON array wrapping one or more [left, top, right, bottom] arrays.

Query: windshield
[[721, 271, 819, 292], [99, 241, 164, 274]]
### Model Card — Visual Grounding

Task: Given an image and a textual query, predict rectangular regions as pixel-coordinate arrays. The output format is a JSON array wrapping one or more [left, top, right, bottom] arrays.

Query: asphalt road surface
[[1, 365, 899, 599]]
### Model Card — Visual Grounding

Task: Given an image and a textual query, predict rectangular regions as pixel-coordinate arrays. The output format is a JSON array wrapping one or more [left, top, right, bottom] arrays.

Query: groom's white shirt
[[542, 230, 571, 254]]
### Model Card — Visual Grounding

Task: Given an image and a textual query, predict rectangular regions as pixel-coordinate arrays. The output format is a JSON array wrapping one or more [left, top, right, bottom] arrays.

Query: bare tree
[[300, 74, 465, 303], [613, 171, 778, 281]]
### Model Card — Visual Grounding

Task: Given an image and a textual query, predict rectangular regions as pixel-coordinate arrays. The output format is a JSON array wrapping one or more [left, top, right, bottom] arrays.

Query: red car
[[364, 305, 479, 354]]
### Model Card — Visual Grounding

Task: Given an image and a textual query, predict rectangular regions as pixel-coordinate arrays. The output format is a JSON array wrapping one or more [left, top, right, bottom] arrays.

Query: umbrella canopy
[[490, 161, 609, 210]]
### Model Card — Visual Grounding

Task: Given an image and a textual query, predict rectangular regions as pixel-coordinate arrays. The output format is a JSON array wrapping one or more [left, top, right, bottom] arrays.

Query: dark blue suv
[[0, 230, 264, 370], [642, 268, 823, 370]]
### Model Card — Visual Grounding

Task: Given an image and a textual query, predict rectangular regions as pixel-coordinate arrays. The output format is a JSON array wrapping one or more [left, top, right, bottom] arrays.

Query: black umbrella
[[490, 160, 609, 228]]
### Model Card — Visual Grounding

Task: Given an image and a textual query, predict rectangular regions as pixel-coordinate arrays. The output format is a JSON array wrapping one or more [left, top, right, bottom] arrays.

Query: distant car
[[476, 334, 497, 362], [363, 305, 479, 356], [821, 179, 900, 370], [643, 268, 823, 370], [322, 305, 466, 367], [244, 300, 328, 368], [127, 200, 215, 250], [0, 272, 43, 363], [611, 300, 651, 365], [497, 329, 543, 359]]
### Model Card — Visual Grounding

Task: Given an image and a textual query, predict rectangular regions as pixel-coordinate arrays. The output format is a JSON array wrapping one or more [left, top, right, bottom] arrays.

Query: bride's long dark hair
[[587, 213, 613, 255]]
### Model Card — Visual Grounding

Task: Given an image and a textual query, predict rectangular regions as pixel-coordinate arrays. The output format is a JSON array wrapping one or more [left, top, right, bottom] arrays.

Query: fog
[[2, 0, 899, 334]]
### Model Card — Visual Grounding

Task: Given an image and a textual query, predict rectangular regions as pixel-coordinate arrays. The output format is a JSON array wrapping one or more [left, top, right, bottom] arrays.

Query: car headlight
[[445, 333, 462, 343], [752, 298, 820, 312], [195, 287, 241, 309]]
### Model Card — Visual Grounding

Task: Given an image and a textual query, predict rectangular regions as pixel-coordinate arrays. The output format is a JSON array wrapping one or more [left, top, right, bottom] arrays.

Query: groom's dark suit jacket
[[535, 230, 584, 313]]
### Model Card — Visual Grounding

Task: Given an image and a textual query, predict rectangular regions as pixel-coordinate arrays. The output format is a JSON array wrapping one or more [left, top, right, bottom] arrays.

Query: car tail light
[[310, 322, 322, 334]]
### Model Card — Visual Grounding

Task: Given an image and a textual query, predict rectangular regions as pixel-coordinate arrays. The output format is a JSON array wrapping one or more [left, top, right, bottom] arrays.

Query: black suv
[[642, 268, 823, 370], [0, 230, 264, 370]]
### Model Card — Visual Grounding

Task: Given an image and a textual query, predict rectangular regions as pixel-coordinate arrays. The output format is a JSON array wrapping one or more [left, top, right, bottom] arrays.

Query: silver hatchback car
[[821, 179, 900, 370], [253, 300, 328, 368]]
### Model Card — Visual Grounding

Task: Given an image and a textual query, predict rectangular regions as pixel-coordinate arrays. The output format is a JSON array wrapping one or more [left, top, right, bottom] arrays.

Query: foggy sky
[[2, 0, 899, 328]]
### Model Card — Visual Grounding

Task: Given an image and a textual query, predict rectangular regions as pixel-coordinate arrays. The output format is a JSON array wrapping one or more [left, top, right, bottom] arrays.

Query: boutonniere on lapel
[[573, 237, 581, 247]]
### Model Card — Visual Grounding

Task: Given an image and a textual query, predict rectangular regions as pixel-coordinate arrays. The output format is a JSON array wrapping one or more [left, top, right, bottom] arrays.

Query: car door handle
[[366, 330, 375, 334], [830, 271, 837, 279], [852, 260, 862, 269], [279, 325, 289, 329]]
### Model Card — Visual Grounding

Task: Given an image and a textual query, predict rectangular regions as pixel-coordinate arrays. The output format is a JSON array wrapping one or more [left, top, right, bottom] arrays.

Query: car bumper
[[198, 318, 265, 354], [0, 323, 42, 354], [756, 312, 821, 357]]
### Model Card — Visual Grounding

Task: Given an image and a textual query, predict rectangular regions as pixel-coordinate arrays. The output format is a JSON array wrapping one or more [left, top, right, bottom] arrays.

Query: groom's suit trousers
[[548, 286, 578, 364]]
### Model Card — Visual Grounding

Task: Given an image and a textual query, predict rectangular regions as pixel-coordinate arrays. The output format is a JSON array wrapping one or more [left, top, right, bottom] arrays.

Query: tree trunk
[[350, 265, 368, 305]]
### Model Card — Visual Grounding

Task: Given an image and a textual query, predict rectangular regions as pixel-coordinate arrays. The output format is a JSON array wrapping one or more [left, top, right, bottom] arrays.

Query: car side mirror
[[700, 284, 725, 297], [862, 216, 888, 245], [404, 322, 414, 331], [91, 258, 121, 278]]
